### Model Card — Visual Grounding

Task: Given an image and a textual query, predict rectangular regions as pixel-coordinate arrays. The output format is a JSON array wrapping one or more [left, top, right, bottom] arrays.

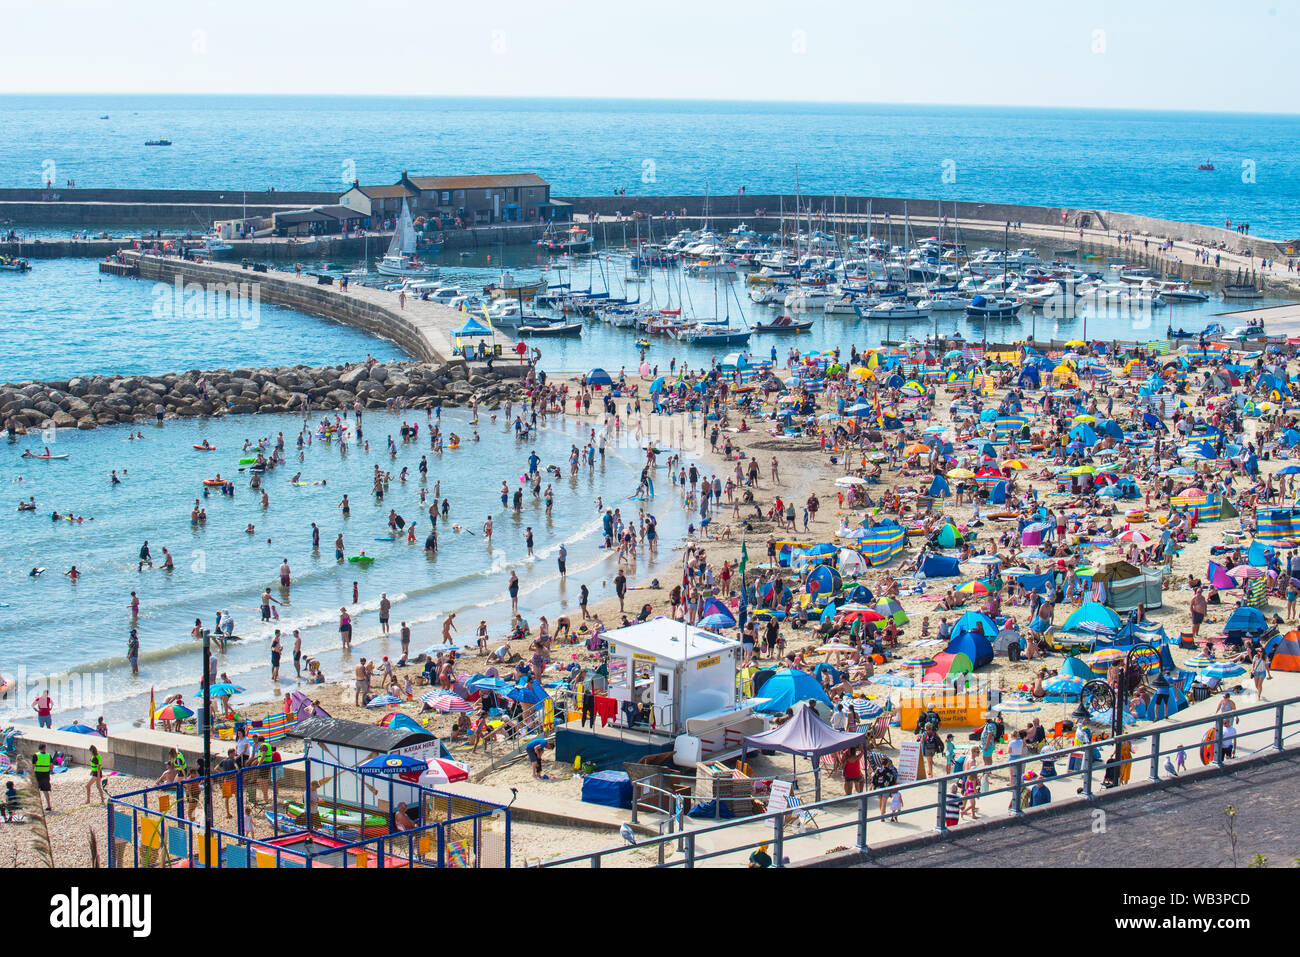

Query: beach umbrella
[[841, 608, 885, 623], [956, 580, 990, 596], [996, 698, 1041, 713], [947, 468, 975, 479], [196, 682, 246, 697], [1044, 675, 1085, 695], [967, 555, 1001, 566], [1001, 566, 1032, 575], [872, 673, 915, 688], [420, 758, 472, 786], [1202, 662, 1247, 680], [153, 703, 194, 721], [366, 694, 404, 709], [816, 642, 855, 653], [905, 443, 931, 456], [508, 679, 550, 705], [1182, 654, 1216, 670], [850, 698, 884, 719], [426, 693, 475, 712], [1002, 459, 1028, 470], [466, 675, 514, 695], [834, 476, 866, 487], [900, 654, 936, 669], [355, 752, 428, 776], [1083, 649, 1125, 673], [58, 722, 102, 735], [1116, 530, 1152, 544], [1227, 565, 1264, 579], [1069, 465, 1096, 475]]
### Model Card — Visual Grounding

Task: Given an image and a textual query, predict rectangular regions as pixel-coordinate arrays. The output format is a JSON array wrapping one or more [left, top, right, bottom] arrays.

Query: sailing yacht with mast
[[377, 200, 440, 277]]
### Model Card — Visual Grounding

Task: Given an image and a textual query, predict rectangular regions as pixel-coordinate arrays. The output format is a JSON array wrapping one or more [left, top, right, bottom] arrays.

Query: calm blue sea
[[1, 95, 1297, 236]]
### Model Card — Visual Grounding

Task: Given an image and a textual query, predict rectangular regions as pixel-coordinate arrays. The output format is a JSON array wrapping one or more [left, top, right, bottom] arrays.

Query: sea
[[1, 95, 1298, 236], [0, 94, 1294, 728]]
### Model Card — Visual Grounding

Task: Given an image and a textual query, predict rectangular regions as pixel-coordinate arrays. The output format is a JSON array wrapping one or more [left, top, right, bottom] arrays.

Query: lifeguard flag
[[149, 687, 156, 730], [739, 538, 749, 578]]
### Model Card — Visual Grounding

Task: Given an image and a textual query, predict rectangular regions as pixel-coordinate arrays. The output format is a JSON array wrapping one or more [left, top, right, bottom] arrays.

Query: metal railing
[[538, 694, 1300, 868]]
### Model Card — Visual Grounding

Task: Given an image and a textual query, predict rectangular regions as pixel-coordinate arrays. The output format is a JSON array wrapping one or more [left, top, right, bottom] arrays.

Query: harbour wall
[[1, 221, 553, 260], [122, 251, 462, 364], [557, 193, 1292, 258]]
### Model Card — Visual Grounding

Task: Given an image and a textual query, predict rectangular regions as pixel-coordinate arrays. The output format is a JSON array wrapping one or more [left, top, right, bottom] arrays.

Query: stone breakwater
[[0, 359, 528, 433]]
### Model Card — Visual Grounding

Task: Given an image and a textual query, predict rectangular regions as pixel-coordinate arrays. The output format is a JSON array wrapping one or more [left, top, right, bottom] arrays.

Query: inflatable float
[[348, 555, 375, 564], [193, 444, 216, 451], [284, 803, 385, 830], [21, 452, 68, 460], [202, 479, 226, 487]]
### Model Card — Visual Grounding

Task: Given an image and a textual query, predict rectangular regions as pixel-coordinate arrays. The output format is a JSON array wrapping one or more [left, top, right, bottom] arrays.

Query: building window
[[441, 191, 450, 204]]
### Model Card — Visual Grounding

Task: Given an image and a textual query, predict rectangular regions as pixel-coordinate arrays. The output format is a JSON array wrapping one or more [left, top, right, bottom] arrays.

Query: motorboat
[[676, 325, 752, 345], [965, 295, 1021, 319], [784, 286, 835, 310], [857, 300, 931, 320], [0, 256, 32, 273], [486, 271, 548, 300], [518, 318, 583, 337], [753, 315, 813, 333], [917, 292, 969, 312]]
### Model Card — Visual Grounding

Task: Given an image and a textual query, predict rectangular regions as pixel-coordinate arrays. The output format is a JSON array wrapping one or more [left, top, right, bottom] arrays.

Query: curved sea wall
[[122, 251, 457, 363]]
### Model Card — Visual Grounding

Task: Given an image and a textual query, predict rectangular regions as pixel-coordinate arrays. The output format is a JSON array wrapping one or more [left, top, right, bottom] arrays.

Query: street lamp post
[[201, 629, 214, 857]]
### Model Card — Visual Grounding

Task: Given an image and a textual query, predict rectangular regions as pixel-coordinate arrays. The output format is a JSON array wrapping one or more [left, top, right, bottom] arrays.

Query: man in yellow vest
[[31, 744, 54, 811]]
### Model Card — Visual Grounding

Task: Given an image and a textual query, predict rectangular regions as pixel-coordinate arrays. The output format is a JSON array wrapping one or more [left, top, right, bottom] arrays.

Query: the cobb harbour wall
[[124, 251, 454, 363], [557, 193, 1292, 258]]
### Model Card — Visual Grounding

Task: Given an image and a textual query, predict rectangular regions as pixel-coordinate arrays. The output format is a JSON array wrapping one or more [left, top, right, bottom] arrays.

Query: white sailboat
[[377, 200, 440, 277]]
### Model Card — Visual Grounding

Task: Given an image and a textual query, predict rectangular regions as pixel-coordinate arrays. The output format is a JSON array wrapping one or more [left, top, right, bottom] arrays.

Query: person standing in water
[[127, 628, 140, 676], [334, 533, 345, 562]]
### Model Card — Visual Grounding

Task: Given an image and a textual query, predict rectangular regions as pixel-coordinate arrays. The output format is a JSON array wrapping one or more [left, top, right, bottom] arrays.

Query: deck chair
[[866, 715, 892, 749], [784, 793, 819, 830]]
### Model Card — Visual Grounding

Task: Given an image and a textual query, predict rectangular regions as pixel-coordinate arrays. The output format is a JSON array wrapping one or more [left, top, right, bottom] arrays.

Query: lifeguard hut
[[557, 619, 764, 770]]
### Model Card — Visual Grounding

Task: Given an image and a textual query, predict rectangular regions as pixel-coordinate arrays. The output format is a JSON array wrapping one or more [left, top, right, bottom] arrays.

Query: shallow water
[[0, 406, 689, 726]]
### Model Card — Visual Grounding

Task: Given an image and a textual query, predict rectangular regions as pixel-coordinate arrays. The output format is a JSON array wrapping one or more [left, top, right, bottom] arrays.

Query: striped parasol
[[900, 654, 936, 669], [426, 693, 475, 713], [1182, 653, 1216, 670], [996, 698, 1041, 713]]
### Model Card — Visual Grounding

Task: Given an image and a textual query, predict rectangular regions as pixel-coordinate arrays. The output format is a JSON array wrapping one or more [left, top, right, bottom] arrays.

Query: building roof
[[315, 204, 367, 220], [274, 209, 333, 225], [351, 184, 417, 199], [288, 716, 434, 751], [605, 618, 740, 664], [405, 173, 549, 191]]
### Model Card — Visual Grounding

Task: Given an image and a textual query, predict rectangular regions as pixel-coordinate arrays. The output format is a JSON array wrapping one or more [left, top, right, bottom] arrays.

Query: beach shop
[[558, 620, 764, 770]]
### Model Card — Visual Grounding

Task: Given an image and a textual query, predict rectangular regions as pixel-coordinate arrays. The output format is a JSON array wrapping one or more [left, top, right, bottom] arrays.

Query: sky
[[0, 0, 1294, 112]]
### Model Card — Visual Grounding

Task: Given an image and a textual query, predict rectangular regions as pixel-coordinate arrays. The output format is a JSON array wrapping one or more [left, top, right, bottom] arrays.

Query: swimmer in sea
[[245, 524, 256, 534], [64, 565, 79, 581]]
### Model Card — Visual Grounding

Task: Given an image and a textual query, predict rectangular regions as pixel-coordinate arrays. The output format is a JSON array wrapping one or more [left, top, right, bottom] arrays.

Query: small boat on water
[[144, 139, 172, 146], [1197, 161, 1215, 171], [0, 256, 32, 273], [1222, 283, 1262, 300], [965, 295, 1021, 319], [486, 271, 548, 300], [753, 315, 813, 333], [858, 300, 931, 320], [518, 319, 583, 337], [376, 201, 439, 277]]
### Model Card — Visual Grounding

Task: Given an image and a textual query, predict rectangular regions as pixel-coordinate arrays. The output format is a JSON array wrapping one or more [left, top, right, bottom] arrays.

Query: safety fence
[[538, 694, 1300, 868], [107, 755, 510, 868]]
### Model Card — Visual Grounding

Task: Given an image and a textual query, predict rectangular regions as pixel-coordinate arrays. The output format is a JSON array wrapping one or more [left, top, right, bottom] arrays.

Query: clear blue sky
[[0, 0, 1293, 112]]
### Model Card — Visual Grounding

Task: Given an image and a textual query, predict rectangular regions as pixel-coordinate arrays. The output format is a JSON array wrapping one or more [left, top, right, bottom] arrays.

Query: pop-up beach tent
[[1062, 601, 1121, 634], [921, 553, 961, 578], [752, 669, 833, 714], [945, 630, 995, 668], [1269, 631, 1300, 671]]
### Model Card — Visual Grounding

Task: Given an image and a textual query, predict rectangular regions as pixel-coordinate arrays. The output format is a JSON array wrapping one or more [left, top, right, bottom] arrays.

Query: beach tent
[[1269, 631, 1300, 672], [751, 669, 834, 714], [874, 597, 908, 625], [1018, 366, 1041, 390], [804, 563, 843, 596], [698, 597, 736, 630], [837, 548, 867, 577], [586, 368, 614, 387], [928, 473, 952, 498], [932, 523, 965, 548], [1225, 606, 1267, 642], [1068, 424, 1100, 447], [1017, 571, 1055, 595], [954, 610, 999, 637], [1061, 656, 1094, 679], [920, 554, 961, 578], [1062, 601, 1121, 634], [944, 631, 994, 669], [1082, 561, 1163, 612]]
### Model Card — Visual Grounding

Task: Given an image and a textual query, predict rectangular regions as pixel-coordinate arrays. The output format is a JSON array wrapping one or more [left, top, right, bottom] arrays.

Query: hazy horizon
[[0, 0, 1292, 113]]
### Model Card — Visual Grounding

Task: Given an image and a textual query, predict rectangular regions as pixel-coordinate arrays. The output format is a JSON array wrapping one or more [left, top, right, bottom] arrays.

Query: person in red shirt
[[842, 746, 865, 795]]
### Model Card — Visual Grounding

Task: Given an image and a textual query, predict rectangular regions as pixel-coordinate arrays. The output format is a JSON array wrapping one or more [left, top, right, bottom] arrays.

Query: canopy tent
[[741, 706, 866, 800], [452, 317, 493, 337]]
